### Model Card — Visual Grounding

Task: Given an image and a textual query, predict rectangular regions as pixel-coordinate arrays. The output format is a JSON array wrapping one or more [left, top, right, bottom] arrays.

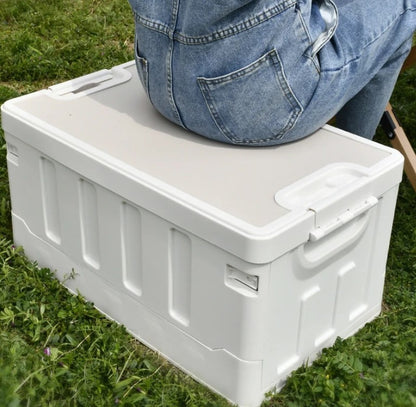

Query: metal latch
[[309, 196, 378, 241], [6, 143, 19, 165], [226, 265, 259, 291]]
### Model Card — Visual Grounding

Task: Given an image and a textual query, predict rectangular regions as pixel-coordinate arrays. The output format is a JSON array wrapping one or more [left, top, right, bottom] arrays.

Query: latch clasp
[[309, 196, 378, 242]]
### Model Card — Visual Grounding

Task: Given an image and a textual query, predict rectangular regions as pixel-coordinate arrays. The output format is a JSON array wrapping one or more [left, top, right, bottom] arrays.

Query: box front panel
[[6, 134, 274, 358], [261, 186, 398, 391]]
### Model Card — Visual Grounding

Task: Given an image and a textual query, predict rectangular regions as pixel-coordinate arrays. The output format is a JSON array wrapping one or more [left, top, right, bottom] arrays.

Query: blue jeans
[[129, 0, 416, 146]]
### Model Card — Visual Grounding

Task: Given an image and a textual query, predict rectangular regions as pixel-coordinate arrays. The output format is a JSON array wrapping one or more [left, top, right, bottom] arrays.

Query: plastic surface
[[1, 62, 404, 406], [48, 65, 132, 99]]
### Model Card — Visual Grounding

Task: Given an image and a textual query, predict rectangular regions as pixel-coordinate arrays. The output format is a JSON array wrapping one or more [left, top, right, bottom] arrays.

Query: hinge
[[309, 196, 378, 242]]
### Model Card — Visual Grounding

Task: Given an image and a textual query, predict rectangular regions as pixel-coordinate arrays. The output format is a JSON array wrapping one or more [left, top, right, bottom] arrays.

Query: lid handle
[[48, 66, 132, 100], [274, 163, 369, 211]]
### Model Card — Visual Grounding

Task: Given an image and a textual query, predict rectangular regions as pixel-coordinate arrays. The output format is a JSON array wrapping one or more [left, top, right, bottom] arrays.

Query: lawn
[[0, 1, 415, 406]]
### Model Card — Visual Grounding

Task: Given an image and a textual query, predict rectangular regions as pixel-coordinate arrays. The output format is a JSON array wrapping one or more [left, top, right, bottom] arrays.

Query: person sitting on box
[[127, 0, 415, 146]]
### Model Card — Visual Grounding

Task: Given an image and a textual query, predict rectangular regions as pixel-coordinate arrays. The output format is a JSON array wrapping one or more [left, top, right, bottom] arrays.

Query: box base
[[12, 212, 267, 406], [12, 212, 383, 407]]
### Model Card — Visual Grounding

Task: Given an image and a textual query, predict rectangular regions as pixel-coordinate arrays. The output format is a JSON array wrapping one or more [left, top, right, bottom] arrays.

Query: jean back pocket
[[197, 49, 303, 145]]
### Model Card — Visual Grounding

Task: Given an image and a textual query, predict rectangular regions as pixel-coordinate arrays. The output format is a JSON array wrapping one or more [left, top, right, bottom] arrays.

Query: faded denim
[[128, 0, 416, 145]]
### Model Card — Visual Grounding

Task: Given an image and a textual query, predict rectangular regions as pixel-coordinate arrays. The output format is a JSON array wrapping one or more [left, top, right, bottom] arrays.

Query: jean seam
[[295, 5, 321, 74], [166, 0, 185, 127], [135, 14, 170, 37], [135, 0, 297, 45]]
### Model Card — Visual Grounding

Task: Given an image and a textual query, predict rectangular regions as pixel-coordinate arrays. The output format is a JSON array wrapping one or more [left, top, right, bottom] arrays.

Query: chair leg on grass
[[382, 103, 416, 192]]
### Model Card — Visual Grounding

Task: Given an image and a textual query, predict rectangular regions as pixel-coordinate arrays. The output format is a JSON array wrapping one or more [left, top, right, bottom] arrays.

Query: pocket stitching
[[198, 49, 303, 145]]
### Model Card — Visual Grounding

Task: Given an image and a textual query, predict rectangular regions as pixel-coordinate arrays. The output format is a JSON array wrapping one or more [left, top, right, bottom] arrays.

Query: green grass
[[1, 1, 416, 406], [0, 244, 226, 406]]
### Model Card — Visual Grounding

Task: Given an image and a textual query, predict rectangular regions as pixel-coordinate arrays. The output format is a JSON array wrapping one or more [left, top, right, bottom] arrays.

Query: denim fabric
[[128, 0, 416, 145]]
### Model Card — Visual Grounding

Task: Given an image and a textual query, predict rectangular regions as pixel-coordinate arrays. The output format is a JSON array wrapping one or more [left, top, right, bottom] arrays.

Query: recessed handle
[[48, 66, 132, 99]]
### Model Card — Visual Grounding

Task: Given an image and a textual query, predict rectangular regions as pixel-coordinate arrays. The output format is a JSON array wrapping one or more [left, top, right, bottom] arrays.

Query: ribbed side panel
[[335, 261, 368, 322], [78, 179, 100, 270], [296, 285, 334, 351], [121, 202, 143, 297], [169, 229, 192, 326], [40, 157, 61, 245]]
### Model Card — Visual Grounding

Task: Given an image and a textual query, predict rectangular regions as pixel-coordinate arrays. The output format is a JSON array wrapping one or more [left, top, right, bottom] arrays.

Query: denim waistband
[[131, 0, 298, 45], [129, 1, 338, 59]]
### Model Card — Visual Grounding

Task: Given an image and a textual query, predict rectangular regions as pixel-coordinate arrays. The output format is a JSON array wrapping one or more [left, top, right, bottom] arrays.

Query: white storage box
[[1, 61, 403, 407]]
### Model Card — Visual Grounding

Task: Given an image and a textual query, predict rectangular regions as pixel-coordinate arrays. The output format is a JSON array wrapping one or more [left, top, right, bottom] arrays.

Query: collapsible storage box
[[1, 61, 403, 407]]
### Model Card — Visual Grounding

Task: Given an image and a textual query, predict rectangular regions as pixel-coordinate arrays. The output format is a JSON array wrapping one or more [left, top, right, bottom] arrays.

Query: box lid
[[1, 62, 404, 263]]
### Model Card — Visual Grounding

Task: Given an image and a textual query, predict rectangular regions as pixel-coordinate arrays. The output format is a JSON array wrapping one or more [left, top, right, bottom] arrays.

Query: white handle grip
[[48, 66, 132, 99], [275, 163, 369, 211], [297, 196, 378, 269], [309, 196, 378, 241]]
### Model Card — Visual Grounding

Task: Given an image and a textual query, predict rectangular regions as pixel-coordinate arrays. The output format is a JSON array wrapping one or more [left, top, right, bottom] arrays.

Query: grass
[[0, 244, 226, 407], [0, 1, 415, 406]]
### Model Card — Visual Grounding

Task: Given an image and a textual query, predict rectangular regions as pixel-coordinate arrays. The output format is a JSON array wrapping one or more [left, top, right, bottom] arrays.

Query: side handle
[[298, 197, 378, 269]]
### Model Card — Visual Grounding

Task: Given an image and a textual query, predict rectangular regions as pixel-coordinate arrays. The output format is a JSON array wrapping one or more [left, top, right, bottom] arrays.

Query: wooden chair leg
[[382, 103, 416, 191], [401, 45, 416, 72]]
